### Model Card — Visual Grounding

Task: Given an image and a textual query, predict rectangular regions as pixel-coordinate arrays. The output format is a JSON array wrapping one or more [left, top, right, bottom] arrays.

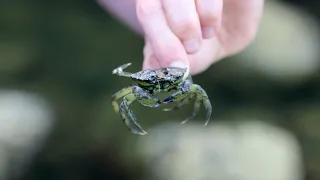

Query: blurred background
[[0, 0, 319, 180]]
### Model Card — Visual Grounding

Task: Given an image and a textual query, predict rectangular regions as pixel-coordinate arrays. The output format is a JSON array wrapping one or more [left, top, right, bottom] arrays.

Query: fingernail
[[202, 27, 214, 39], [170, 61, 187, 68], [183, 38, 200, 54]]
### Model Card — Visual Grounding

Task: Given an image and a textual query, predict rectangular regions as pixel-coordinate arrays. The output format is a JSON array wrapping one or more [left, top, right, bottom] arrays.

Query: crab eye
[[149, 75, 156, 81], [163, 71, 168, 75]]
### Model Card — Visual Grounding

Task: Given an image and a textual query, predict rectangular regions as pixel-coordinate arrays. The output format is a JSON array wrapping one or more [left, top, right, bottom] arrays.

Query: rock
[[0, 90, 53, 179], [136, 121, 304, 180], [236, 1, 320, 84]]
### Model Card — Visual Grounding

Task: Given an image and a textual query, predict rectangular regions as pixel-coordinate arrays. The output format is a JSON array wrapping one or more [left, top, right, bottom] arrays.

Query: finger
[[162, 0, 202, 54], [188, 37, 221, 74], [142, 40, 161, 70], [136, 0, 189, 69], [195, 0, 223, 39]]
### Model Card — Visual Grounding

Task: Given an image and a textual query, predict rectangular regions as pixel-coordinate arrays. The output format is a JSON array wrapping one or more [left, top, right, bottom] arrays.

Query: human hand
[[98, 0, 264, 75]]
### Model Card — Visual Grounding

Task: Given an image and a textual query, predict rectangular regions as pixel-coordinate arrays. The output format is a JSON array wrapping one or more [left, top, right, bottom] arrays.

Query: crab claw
[[112, 62, 132, 74]]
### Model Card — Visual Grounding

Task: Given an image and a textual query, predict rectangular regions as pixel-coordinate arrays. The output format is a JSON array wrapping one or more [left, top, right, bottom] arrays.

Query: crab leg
[[119, 102, 145, 135], [113, 85, 162, 135], [132, 86, 161, 108], [120, 94, 148, 135], [111, 86, 133, 113], [125, 86, 162, 134], [180, 94, 201, 124], [112, 86, 146, 134], [163, 94, 194, 111], [163, 81, 212, 126], [120, 87, 161, 135], [163, 77, 195, 111]]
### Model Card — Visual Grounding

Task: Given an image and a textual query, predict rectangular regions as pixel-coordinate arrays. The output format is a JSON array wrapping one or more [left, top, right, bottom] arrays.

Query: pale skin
[[97, 0, 264, 75]]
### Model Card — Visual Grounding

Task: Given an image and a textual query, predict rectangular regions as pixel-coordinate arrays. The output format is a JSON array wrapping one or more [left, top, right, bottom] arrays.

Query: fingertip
[[169, 61, 188, 69], [183, 38, 201, 54], [201, 26, 214, 39], [143, 58, 189, 71]]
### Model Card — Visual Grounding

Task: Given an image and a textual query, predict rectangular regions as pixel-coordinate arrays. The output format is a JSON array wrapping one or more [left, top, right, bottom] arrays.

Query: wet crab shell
[[130, 67, 188, 82]]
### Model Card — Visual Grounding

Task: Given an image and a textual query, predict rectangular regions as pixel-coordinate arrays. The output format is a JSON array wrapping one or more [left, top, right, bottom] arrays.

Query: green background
[[0, 0, 319, 179]]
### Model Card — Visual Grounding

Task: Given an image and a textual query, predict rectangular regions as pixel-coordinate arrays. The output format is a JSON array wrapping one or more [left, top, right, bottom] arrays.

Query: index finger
[[136, 0, 189, 70]]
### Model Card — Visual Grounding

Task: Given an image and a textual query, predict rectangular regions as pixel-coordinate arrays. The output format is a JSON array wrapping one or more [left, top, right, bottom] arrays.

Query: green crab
[[111, 63, 212, 135]]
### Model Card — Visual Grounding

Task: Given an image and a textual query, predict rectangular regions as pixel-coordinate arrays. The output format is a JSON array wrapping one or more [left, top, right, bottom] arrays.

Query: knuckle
[[199, 12, 220, 26], [136, 0, 162, 17], [171, 20, 200, 39], [196, 0, 222, 26]]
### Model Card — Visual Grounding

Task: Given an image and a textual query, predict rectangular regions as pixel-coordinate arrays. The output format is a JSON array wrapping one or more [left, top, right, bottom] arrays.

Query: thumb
[[142, 40, 189, 70]]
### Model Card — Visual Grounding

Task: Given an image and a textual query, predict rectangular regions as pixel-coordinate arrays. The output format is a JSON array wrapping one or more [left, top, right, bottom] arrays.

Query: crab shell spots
[[131, 67, 187, 82], [131, 70, 156, 81]]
